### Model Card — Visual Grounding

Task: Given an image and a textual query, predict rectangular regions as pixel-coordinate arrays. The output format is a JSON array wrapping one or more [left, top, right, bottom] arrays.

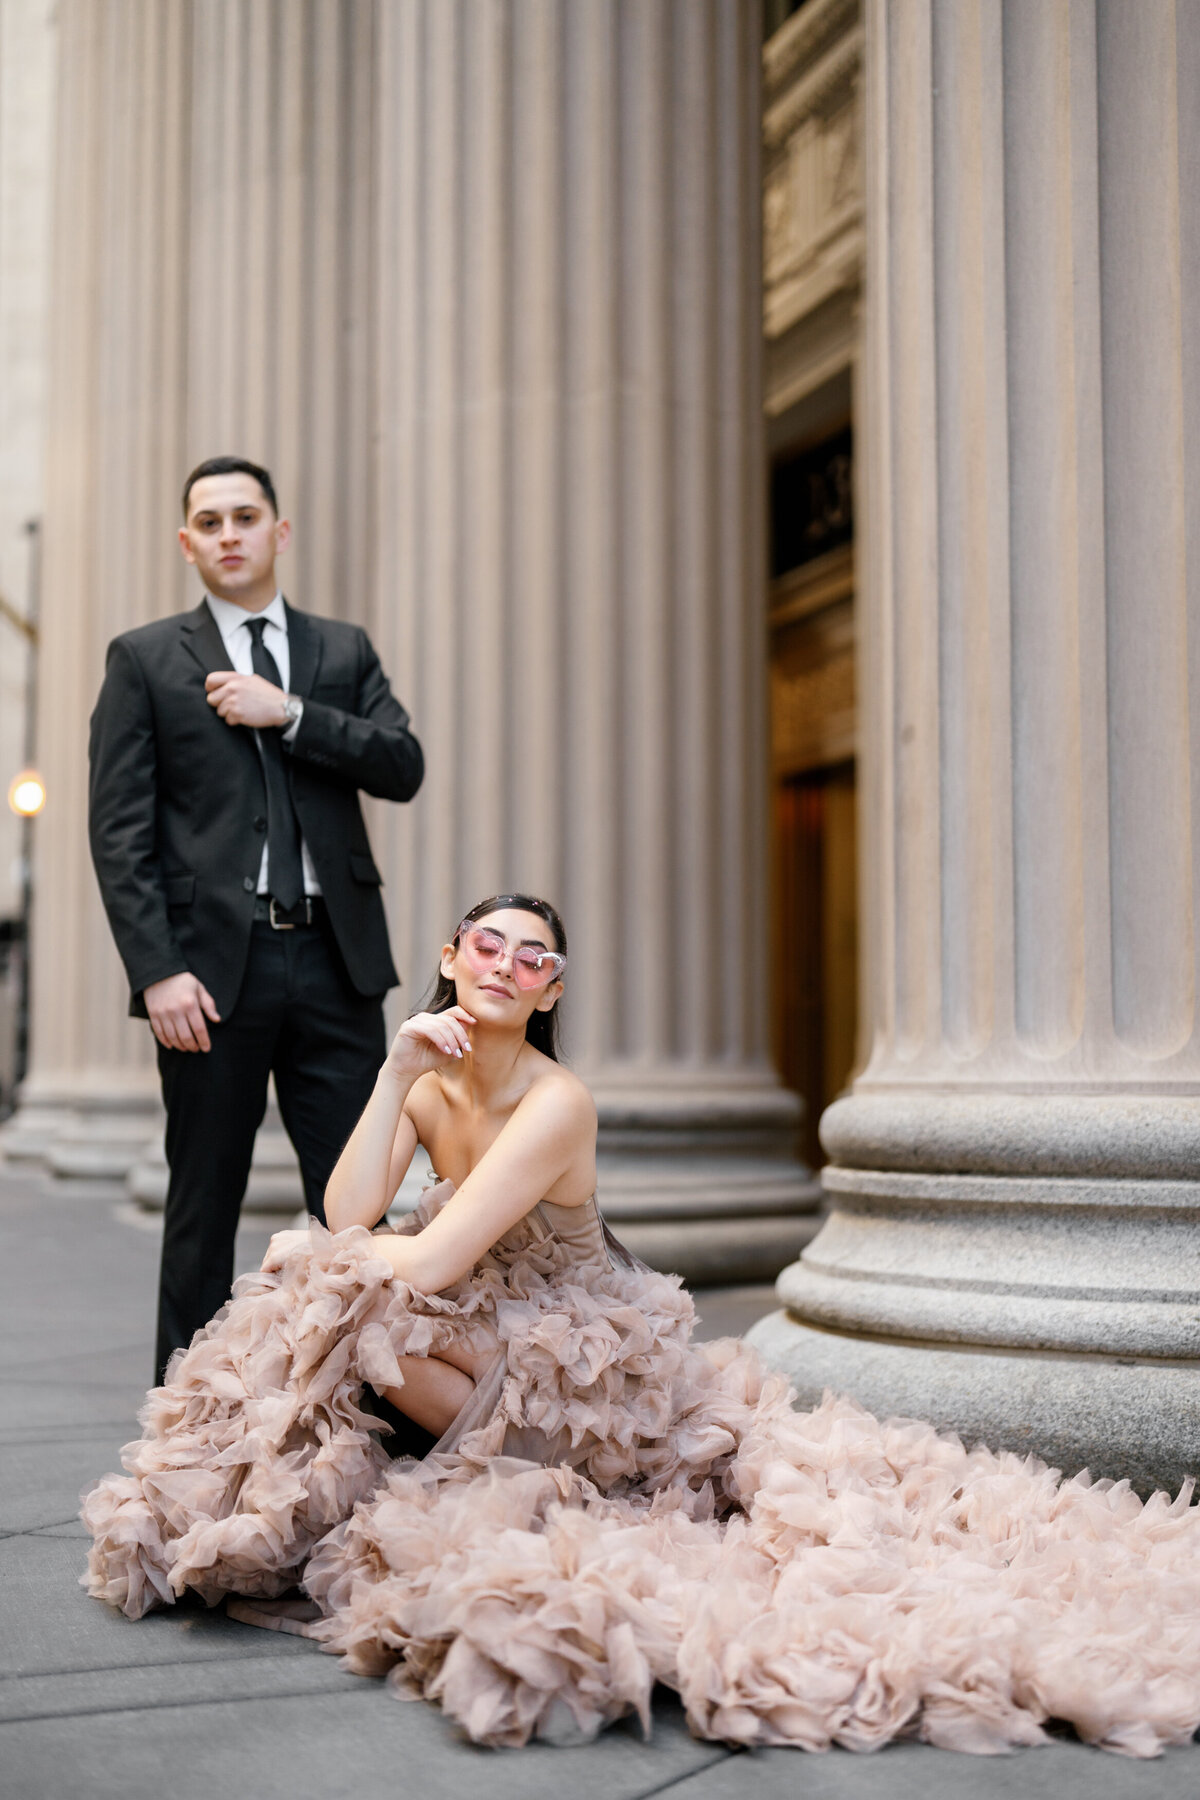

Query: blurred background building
[[2, 0, 1199, 1493]]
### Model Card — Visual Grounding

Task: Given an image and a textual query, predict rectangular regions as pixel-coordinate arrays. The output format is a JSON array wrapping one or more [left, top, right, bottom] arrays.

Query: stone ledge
[[823, 1164, 1200, 1213], [745, 1308, 1200, 1496], [777, 1262, 1200, 1358], [619, 1214, 823, 1289], [821, 1090, 1200, 1179]]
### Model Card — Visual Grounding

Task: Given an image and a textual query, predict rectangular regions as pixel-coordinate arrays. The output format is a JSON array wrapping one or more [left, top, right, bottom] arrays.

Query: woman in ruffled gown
[[83, 894, 1200, 1759]]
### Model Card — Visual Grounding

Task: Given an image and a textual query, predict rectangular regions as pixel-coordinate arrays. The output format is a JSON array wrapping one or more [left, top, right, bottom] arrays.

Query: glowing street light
[[7, 770, 45, 817]]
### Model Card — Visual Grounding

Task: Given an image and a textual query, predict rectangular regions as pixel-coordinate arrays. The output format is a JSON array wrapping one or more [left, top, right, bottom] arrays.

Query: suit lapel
[[284, 601, 323, 698], [178, 600, 263, 785], [180, 598, 235, 678]]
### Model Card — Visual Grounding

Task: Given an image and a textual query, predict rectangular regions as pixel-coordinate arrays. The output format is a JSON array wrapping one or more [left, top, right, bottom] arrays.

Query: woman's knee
[[381, 1355, 475, 1438]]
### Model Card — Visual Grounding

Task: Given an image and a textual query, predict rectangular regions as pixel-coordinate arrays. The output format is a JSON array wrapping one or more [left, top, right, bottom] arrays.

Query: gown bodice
[[530, 1194, 611, 1266], [416, 1176, 614, 1277]]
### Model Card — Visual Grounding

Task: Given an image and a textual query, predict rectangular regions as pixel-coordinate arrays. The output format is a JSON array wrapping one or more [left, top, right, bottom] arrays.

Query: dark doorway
[[767, 398, 859, 1170], [772, 763, 858, 1169]]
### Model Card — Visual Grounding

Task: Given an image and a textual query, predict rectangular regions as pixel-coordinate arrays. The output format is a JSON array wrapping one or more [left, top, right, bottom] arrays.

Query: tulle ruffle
[[81, 1196, 1200, 1758], [81, 1224, 401, 1616]]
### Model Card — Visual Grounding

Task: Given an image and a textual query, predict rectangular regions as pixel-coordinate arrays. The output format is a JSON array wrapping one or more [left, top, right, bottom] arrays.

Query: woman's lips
[[480, 983, 513, 998]]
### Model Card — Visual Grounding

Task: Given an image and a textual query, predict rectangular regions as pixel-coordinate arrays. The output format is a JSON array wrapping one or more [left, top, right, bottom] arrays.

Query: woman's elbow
[[324, 1179, 384, 1237], [324, 1193, 354, 1235]]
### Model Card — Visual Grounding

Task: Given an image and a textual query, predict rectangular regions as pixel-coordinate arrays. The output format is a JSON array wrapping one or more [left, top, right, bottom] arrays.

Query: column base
[[789, 1163, 1200, 1357], [590, 1073, 820, 1285], [128, 1123, 305, 1214], [0, 1076, 160, 1177], [744, 1308, 1200, 1497]]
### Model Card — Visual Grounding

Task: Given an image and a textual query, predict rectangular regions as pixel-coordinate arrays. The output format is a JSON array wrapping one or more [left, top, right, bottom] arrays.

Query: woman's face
[[440, 907, 564, 1031]]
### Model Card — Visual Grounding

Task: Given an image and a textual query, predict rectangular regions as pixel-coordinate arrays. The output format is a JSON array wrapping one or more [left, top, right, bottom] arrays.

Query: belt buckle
[[269, 897, 297, 931]]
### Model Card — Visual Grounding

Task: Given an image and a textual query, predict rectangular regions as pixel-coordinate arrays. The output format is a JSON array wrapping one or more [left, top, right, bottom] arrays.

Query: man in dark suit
[[89, 455, 423, 1382]]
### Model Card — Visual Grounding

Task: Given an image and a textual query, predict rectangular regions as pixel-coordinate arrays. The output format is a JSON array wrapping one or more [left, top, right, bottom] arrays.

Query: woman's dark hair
[[420, 894, 567, 1060]]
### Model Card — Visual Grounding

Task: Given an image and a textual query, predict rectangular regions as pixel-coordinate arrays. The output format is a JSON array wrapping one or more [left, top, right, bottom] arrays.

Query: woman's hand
[[261, 1229, 311, 1272], [384, 1007, 476, 1082]]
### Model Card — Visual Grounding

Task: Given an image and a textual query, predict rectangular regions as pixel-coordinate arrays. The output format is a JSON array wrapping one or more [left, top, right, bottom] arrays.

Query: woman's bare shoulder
[[516, 1057, 597, 1127], [402, 1070, 444, 1123]]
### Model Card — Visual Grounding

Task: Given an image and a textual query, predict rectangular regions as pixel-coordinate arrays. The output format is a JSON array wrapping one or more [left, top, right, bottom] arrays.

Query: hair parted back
[[182, 456, 279, 519], [420, 894, 567, 1061]]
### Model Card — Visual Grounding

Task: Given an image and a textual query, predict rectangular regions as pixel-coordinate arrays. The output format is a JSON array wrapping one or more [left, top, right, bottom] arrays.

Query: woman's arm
[[369, 1075, 597, 1294], [323, 1006, 475, 1232]]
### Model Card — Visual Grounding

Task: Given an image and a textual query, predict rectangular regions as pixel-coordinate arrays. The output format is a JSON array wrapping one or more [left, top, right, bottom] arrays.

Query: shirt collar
[[204, 590, 287, 640]]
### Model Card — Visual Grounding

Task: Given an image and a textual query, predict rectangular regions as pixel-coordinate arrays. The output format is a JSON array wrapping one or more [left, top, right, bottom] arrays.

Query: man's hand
[[144, 972, 221, 1052], [205, 670, 288, 728]]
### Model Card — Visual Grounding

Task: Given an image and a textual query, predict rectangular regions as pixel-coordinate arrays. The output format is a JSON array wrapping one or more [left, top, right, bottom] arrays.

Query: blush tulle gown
[[82, 1182, 1200, 1757]]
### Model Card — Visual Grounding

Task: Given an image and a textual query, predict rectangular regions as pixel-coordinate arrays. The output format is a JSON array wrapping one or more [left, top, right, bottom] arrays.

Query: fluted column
[[10, 0, 813, 1276], [750, 0, 1200, 1487], [10, 0, 377, 1188], [370, 0, 813, 1275], [0, 0, 56, 961], [8, 0, 193, 1171]]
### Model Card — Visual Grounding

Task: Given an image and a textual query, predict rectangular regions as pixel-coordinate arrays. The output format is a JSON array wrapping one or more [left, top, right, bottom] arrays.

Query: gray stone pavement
[[2, 1161, 1197, 1800]]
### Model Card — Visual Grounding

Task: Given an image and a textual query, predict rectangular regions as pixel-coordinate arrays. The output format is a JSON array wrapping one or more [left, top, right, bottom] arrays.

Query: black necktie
[[246, 618, 304, 909]]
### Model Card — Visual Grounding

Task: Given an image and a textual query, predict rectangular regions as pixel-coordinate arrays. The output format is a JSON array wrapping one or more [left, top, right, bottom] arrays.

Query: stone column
[[6, 0, 193, 1174], [9, 0, 814, 1276], [0, 0, 56, 1115], [369, 0, 814, 1278], [9, 0, 378, 1194], [750, 0, 1200, 1488], [0, 0, 56, 914]]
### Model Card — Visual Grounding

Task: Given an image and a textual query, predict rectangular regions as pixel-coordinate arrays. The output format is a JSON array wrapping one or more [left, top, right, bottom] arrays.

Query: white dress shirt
[[203, 592, 321, 896]]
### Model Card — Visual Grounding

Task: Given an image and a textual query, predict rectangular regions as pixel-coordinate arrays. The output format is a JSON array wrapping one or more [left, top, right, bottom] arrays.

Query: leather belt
[[253, 895, 326, 930]]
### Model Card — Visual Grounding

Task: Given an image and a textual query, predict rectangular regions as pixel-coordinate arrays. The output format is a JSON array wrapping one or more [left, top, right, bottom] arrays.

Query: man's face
[[178, 474, 290, 607]]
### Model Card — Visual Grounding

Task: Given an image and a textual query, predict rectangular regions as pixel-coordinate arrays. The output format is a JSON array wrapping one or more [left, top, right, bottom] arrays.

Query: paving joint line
[[0, 1681, 374, 1728], [0, 1427, 136, 1443], [0, 1518, 86, 1541], [0, 1648, 324, 1684], [630, 1750, 740, 1797]]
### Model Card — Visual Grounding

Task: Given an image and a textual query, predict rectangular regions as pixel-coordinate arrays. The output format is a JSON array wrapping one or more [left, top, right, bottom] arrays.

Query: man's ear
[[275, 518, 292, 555], [177, 526, 196, 565], [535, 980, 563, 1014]]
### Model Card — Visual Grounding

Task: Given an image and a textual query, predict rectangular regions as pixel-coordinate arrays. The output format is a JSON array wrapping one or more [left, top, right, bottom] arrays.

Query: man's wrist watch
[[280, 694, 303, 729]]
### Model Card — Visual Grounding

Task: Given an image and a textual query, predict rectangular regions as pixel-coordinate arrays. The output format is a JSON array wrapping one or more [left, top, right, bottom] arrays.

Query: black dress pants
[[155, 917, 386, 1384]]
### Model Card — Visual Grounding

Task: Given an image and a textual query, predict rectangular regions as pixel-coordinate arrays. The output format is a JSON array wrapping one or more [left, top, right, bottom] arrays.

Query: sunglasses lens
[[463, 928, 504, 968], [512, 950, 559, 989]]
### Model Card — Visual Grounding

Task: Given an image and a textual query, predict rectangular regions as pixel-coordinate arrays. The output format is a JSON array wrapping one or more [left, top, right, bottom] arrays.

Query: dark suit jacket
[[88, 599, 423, 1018]]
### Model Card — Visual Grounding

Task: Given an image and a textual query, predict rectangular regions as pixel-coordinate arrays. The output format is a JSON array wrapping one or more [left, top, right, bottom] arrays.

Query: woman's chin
[[466, 991, 523, 1025]]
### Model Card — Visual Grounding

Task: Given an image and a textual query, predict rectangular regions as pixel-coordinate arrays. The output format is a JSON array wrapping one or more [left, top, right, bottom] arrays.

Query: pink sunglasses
[[456, 919, 567, 990]]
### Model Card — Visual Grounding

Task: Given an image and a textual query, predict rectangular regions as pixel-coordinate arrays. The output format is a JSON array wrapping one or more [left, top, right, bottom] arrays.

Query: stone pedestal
[[6, 0, 814, 1279], [749, 0, 1200, 1487]]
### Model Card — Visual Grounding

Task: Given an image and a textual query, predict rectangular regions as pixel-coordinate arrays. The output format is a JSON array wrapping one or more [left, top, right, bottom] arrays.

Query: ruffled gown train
[[82, 1183, 1200, 1757]]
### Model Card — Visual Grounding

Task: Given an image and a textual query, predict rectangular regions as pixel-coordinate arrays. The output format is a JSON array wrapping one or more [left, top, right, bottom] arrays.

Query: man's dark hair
[[181, 456, 278, 519]]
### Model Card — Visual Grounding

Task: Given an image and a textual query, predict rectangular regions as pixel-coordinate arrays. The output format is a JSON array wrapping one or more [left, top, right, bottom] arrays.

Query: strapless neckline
[[426, 1172, 596, 1215]]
